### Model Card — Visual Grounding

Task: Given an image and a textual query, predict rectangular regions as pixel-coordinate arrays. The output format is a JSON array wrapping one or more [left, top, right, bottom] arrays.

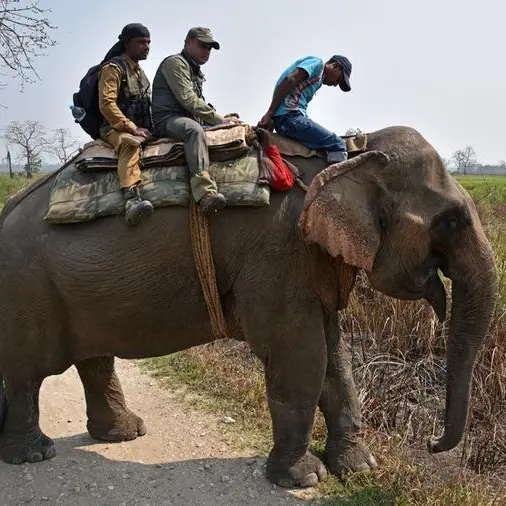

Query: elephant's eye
[[446, 216, 458, 231], [432, 213, 462, 246]]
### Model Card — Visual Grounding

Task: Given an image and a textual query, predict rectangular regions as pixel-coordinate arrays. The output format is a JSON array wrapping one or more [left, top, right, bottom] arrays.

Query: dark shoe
[[199, 192, 226, 216], [123, 186, 154, 226]]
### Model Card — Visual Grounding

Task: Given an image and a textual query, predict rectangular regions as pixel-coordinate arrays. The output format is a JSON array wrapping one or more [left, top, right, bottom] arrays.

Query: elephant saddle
[[44, 124, 368, 224]]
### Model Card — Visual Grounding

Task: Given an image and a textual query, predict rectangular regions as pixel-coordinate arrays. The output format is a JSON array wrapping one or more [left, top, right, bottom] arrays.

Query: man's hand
[[225, 116, 241, 125], [134, 127, 152, 140], [257, 112, 274, 131]]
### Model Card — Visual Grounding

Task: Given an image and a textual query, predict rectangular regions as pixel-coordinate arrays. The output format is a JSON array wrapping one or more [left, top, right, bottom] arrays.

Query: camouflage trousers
[[156, 116, 218, 202], [101, 129, 144, 189]]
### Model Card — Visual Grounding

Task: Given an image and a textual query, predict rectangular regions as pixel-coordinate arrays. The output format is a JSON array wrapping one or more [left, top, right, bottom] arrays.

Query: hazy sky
[[1, 0, 505, 164]]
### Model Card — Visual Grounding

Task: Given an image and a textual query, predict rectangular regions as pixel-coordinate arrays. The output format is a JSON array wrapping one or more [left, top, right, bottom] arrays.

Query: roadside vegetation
[[1, 173, 505, 504], [0, 174, 36, 211]]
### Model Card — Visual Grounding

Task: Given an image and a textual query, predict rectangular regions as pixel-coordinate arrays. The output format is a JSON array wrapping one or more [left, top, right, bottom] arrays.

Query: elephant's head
[[298, 126, 498, 454]]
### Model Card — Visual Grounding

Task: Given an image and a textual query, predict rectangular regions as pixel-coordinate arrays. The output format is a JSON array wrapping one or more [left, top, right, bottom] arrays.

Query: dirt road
[[0, 361, 315, 505]]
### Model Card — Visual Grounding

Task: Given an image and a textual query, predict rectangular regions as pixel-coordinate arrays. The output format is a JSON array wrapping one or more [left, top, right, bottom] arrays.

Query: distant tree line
[[347, 129, 505, 176], [2, 120, 79, 178], [450, 146, 505, 175]]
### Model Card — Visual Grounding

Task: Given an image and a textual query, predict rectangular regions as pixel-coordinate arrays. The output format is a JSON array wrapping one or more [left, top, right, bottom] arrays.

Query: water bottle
[[70, 105, 86, 122]]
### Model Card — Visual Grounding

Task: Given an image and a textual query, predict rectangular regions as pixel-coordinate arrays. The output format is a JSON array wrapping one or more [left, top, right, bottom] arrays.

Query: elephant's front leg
[[0, 377, 56, 464], [262, 320, 328, 488], [318, 312, 377, 474], [75, 356, 146, 441]]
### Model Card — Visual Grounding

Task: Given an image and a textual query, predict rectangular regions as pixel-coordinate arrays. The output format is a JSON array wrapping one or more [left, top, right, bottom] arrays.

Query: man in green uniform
[[152, 27, 239, 216]]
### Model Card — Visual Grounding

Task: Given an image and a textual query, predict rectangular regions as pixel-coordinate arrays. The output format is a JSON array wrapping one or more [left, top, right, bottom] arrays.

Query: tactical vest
[[182, 52, 205, 100], [151, 51, 206, 126], [102, 55, 152, 132]]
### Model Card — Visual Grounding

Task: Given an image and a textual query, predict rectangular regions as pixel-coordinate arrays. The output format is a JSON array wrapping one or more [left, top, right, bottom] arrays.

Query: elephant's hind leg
[[76, 356, 146, 442], [318, 313, 377, 475], [249, 314, 328, 488], [0, 377, 55, 464]]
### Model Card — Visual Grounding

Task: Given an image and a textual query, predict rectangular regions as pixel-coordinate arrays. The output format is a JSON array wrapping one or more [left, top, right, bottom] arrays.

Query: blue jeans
[[273, 113, 347, 154]]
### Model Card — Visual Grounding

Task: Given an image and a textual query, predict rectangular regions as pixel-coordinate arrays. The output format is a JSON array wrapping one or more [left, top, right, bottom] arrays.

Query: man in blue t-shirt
[[258, 55, 352, 163]]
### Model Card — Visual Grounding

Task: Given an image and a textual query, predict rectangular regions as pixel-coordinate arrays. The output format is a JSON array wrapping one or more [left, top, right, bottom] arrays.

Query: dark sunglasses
[[196, 40, 213, 50]]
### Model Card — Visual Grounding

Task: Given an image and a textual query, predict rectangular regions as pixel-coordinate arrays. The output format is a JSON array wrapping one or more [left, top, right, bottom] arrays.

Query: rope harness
[[189, 151, 308, 341], [189, 199, 230, 340]]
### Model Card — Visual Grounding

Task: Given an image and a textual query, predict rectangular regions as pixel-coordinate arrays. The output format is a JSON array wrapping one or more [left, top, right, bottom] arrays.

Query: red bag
[[263, 144, 294, 191]]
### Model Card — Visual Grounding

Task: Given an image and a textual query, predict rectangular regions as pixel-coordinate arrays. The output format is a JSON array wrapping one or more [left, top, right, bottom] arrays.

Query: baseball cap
[[186, 27, 220, 50], [330, 55, 352, 92]]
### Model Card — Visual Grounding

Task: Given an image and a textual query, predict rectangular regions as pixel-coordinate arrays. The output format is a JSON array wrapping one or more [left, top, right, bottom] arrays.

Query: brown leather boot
[[199, 192, 226, 216], [123, 185, 154, 226]]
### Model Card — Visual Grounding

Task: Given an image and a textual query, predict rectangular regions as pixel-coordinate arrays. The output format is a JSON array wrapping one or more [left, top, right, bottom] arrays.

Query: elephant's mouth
[[369, 260, 448, 322]]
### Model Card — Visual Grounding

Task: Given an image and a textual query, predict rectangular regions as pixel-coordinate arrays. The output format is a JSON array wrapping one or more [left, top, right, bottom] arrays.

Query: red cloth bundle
[[263, 144, 295, 191]]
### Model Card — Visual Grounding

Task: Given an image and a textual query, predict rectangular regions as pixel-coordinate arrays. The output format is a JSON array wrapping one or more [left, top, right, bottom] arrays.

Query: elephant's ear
[[299, 151, 389, 272]]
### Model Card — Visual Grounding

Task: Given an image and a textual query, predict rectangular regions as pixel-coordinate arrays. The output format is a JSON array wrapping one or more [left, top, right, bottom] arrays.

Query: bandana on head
[[118, 23, 150, 42], [102, 23, 150, 62]]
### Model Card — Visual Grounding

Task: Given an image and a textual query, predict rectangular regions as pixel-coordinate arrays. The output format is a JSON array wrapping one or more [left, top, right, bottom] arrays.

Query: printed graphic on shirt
[[274, 56, 324, 117]]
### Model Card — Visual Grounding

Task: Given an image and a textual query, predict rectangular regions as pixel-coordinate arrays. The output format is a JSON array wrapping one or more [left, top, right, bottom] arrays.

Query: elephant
[[0, 126, 498, 488]]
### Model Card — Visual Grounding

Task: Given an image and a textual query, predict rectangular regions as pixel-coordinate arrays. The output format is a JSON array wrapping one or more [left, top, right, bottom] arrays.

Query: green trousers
[[157, 116, 218, 202]]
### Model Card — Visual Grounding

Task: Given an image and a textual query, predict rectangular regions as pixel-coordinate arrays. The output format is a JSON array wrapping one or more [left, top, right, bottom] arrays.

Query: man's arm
[[98, 64, 138, 134], [159, 57, 224, 126], [258, 67, 308, 129]]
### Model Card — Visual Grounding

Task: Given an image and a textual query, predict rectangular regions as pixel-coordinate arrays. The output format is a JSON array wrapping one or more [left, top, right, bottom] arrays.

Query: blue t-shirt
[[273, 56, 324, 117]]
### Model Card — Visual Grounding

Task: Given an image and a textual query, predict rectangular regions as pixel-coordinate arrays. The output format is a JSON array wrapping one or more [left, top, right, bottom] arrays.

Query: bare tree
[[49, 128, 79, 164], [451, 146, 477, 175], [0, 0, 56, 86], [3, 120, 48, 177], [440, 157, 450, 170]]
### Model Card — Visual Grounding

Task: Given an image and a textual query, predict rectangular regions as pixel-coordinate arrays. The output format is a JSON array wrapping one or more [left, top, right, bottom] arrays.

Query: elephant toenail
[[43, 446, 56, 459], [28, 452, 43, 463], [300, 472, 319, 487]]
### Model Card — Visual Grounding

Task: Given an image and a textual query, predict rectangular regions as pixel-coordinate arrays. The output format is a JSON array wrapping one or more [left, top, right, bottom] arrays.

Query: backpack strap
[[100, 56, 127, 84], [100, 56, 129, 100]]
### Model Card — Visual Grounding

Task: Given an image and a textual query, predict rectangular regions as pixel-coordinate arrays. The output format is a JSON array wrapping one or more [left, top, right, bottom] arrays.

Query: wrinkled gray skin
[[0, 126, 498, 488]]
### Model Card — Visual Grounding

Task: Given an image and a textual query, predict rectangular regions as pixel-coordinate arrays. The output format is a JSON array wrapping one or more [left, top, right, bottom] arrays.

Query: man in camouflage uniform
[[98, 23, 154, 226], [152, 27, 240, 216]]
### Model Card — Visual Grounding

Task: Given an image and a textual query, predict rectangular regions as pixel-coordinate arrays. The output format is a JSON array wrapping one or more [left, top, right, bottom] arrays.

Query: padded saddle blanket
[[76, 124, 253, 172], [74, 124, 368, 172], [265, 130, 368, 158], [45, 148, 269, 224]]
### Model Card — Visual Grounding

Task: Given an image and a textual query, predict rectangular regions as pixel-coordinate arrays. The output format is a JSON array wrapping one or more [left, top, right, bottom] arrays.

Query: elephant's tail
[[0, 372, 6, 434]]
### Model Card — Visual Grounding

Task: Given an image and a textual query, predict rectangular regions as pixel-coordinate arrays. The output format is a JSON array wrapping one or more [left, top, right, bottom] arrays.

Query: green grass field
[[455, 174, 506, 208], [0, 174, 35, 211], [2, 172, 506, 504]]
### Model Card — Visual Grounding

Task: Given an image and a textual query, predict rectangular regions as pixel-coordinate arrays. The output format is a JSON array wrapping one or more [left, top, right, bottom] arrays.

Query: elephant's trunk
[[428, 238, 497, 453]]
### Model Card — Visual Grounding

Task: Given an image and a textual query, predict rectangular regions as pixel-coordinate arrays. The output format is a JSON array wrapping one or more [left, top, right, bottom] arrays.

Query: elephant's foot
[[266, 451, 327, 488], [0, 431, 55, 465], [87, 409, 147, 442], [324, 437, 377, 475]]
